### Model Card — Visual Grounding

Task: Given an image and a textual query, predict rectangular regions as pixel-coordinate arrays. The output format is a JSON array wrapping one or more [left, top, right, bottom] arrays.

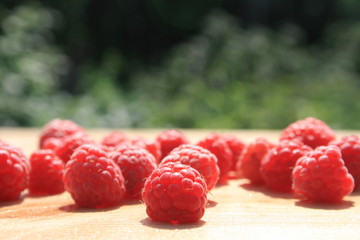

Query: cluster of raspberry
[[0, 117, 358, 224]]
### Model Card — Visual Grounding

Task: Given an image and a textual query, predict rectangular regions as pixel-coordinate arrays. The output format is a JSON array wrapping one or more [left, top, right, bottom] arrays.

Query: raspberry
[[156, 130, 189, 161], [330, 135, 360, 190], [55, 132, 95, 163], [222, 134, 246, 172], [110, 146, 156, 199], [42, 138, 62, 151], [29, 150, 65, 195], [64, 144, 126, 208], [280, 117, 336, 149], [98, 144, 116, 154], [237, 137, 274, 184], [260, 140, 311, 192], [292, 146, 354, 202], [160, 144, 219, 191], [39, 119, 84, 148], [197, 133, 232, 182], [142, 162, 207, 223], [130, 137, 161, 164], [101, 132, 128, 147], [0, 144, 29, 201]]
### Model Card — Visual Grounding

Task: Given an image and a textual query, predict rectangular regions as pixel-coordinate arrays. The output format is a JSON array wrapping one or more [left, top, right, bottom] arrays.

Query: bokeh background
[[0, 0, 360, 129]]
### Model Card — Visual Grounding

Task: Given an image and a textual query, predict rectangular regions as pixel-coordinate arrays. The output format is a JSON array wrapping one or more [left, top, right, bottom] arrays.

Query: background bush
[[0, 1, 360, 129]]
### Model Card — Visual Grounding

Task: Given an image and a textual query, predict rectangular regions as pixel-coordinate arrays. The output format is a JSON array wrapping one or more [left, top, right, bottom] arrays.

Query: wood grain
[[0, 128, 360, 240]]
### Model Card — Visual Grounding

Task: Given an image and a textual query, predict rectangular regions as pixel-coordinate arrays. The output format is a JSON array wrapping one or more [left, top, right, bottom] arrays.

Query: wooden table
[[1, 128, 360, 240]]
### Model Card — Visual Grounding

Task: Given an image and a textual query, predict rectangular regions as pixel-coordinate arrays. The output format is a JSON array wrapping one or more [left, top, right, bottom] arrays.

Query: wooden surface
[[1, 128, 360, 240]]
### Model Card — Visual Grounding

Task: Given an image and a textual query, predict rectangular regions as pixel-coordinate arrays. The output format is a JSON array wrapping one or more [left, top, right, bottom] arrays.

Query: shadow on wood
[[59, 203, 121, 213], [0, 195, 25, 208], [140, 217, 206, 229], [240, 183, 294, 199], [295, 200, 354, 210], [206, 200, 217, 208]]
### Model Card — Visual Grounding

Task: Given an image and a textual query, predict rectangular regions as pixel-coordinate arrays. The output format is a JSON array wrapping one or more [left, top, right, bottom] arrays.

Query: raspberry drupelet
[[292, 146, 354, 203], [142, 162, 208, 223], [156, 129, 189, 161], [160, 144, 220, 191], [63, 144, 126, 208], [197, 133, 232, 183], [260, 140, 312, 192], [237, 137, 274, 185], [29, 149, 65, 195], [330, 135, 360, 190], [110, 145, 156, 199], [280, 117, 336, 149]]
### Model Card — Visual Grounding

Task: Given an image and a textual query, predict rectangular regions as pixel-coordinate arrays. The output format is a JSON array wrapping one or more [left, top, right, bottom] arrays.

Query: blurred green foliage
[[0, 5, 68, 126], [131, 12, 360, 129], [1, 4, 360, 129], [0, 5, 130, 127]]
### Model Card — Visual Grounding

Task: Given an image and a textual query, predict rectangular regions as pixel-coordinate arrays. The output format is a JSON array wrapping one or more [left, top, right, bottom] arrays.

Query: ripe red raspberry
[[55, 132, 95, 163], [29, 150, 64, 195], [64, 144, 126, 208], [222, 134, 246, 172], [101, 131, 128, 147], [197, 133, 232, 182], [110, 146, 156, 199], [42, 138, 62, 150], [237, 137, 274, 184], [142, 162, 207, 223], [280, 117, 336, 149], [156, 130, 189, 161], [0, 144, 29, 201], [260, 140, 311, 192], [160, 144, 219, 191], [130, 137, 161, 164], [39, 119, 84, 148], [98, 144, 116, 154], [292, 146, 354, 202], [330, 135, 360, 190]]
